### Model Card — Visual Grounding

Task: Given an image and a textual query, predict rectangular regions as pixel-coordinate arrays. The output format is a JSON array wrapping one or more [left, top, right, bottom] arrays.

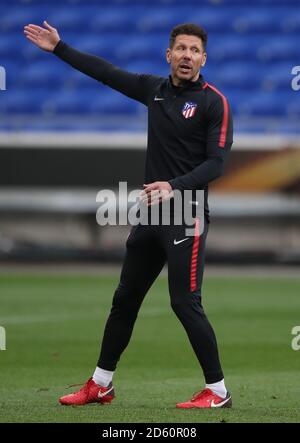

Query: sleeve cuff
[[168, 178, 182, 191], [53, 40, 66, 55]]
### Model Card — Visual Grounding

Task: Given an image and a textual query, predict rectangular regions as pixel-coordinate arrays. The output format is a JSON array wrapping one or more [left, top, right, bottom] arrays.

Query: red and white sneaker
[[176, 388, 232, 409], [59, 378, 115, 406]]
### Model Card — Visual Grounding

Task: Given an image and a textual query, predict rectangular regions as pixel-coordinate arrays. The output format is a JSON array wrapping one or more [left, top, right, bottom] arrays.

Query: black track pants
[[98, 218, 224, 384]]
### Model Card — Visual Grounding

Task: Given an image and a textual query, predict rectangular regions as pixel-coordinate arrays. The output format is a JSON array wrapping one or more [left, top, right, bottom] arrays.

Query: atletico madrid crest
[[182, 102, 197, 119]]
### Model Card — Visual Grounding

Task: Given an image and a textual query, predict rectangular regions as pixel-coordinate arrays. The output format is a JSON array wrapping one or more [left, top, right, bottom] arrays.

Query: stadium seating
[[0, 0, 299, 132]]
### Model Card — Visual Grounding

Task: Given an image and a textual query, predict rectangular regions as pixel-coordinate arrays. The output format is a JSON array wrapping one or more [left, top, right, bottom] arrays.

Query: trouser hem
[[204, 371, 224, 384]]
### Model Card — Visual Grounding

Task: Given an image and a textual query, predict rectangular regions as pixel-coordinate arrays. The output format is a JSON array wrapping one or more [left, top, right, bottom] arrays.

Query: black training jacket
[[54, 41, 233, 217]]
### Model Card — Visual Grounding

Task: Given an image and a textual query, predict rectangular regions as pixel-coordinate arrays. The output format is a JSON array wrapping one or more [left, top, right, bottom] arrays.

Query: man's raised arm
[[24, 21, 155, 105]]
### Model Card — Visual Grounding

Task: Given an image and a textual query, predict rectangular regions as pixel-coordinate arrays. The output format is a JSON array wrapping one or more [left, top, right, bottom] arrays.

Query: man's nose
[[183, 51, 192, 60]]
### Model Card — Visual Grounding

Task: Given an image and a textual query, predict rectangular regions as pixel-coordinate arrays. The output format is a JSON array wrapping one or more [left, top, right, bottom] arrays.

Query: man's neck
[[171, 72, 200, 87]]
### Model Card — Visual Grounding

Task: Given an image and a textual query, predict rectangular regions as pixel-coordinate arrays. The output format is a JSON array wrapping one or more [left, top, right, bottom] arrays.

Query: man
[[24, 21, 233, 409]]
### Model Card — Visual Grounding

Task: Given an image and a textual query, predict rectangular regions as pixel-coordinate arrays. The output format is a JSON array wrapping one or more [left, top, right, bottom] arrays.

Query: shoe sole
[[176, 396, 232, 409], [59, 400, 113, 406], [59, 397, 114, 406]]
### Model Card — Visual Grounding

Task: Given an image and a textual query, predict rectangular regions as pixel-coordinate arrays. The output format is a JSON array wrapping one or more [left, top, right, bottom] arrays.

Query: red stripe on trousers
[[207, 84, 229, 148], [190, 218, 201, 292]]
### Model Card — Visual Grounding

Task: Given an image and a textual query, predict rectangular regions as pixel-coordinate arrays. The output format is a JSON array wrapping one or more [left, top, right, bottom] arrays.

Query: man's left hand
[[140, 181, 174, 206]]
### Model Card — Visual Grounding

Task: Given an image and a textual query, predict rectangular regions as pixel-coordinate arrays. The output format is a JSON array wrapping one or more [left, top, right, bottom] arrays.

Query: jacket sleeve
[[53, 40, 159, 105], [168, 93, 233, 191]]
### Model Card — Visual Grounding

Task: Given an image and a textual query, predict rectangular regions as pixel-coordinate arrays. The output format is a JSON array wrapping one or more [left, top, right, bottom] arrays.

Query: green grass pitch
[[0, 273, 300, 423]]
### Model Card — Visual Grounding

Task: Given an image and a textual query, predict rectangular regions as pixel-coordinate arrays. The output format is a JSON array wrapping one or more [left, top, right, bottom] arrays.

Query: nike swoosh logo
[[211, 396, 231, 408], [154, 96, 164, 101], [174, 238, 189, 245], [98, 386, 114, 398]]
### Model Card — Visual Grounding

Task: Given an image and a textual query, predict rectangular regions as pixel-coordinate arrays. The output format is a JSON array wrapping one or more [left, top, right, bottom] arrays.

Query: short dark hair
[[169, 23, 208, 51]]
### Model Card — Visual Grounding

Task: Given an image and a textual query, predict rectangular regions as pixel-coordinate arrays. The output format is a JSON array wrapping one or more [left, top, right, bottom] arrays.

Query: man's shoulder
[[204, 82, 230, 105]]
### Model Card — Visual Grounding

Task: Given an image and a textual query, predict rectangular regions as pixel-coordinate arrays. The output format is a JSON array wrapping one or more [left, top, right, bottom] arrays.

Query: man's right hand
[[24, 21, 60, 52]]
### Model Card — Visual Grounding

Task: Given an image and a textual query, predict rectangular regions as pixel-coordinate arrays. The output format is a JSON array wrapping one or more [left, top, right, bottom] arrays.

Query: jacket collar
[[168, 73, 206, 90]]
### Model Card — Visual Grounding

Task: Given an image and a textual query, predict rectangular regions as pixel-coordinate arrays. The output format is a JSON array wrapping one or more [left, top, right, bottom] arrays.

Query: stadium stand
[[0, 0, 299, 263], [0, 0, 299, 132]]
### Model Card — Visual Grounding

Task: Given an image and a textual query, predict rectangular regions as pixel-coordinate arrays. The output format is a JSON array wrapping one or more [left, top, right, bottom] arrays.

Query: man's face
[[166, 34, 207, 86]]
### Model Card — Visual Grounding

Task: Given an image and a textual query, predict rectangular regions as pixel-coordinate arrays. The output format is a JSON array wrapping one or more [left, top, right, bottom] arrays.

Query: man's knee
[[111, 284, 144, 315], [170, 295, 205, 318]]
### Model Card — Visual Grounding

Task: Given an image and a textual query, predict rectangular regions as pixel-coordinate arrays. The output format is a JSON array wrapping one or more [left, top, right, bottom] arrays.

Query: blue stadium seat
[[257, 36, 300, 62], [0, 7, 47, 32], [1, 0, 298, 129], [116, 35, 166, 62], [220, 90, 249, 115], [21, 39, 47, 61], [0, 89, 52, 114], [209, 62, 259, 90], [88, 90, 139, 114], [260, 62, 296, 91], [208, 35, 258, 62], [258, 0, 300, 4], [62, 69, 100, 89], [287, 97, 300, 117], [0, 60, 22, 88], [90, 7, 143, 33], [215, 0, 299, 4], [185, 7, 238, 33], [45, 7, 95, 31], [43, 89, 95, 114], [281, 12, 300, 33], [124, 60, 168, 77], [237, 91, 294, 117], [232, 8, 285, 33], [71, 34, 124, 65], [0, 35, 21, 57], [136, 8, 192, 33], [20, 60, 70, 87]]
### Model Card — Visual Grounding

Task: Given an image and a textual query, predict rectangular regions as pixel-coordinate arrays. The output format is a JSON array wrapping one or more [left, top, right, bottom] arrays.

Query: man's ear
[[201, 52, 207, 67], [166, 48, 171, 64]]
